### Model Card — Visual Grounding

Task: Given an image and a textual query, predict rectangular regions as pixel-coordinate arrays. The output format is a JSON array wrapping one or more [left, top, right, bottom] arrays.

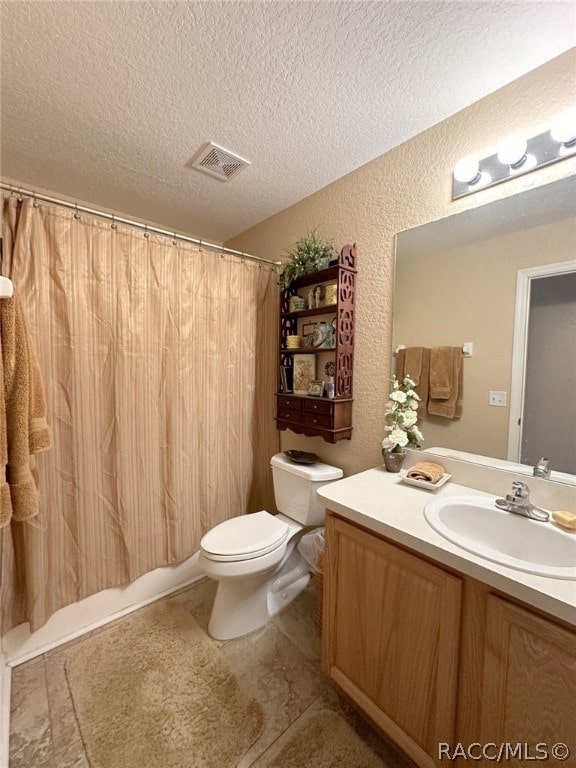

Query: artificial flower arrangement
[[382, 374, 424, 453]]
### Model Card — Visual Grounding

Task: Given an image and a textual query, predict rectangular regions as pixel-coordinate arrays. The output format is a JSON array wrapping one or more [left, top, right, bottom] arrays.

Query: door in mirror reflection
[[521, 270, 576, 475]]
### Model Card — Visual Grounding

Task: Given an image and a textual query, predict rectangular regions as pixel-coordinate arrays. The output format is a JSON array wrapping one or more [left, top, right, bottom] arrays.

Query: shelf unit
[[276, 243, 356, 443]]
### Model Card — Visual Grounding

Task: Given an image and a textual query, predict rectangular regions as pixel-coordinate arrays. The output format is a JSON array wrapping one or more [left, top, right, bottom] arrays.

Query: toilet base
[[207, 549, 310, 640]]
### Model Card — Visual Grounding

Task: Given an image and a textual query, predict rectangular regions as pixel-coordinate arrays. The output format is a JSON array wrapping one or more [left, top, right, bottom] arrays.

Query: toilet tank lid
[[270, 452, 343, 481]]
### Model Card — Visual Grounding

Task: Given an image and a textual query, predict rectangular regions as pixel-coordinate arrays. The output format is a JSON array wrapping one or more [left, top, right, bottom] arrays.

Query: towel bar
[[394, 343, 473, 357]]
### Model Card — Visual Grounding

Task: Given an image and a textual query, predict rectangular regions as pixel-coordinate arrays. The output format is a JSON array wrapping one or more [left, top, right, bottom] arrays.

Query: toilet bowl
[[199, 453, 342, 640]]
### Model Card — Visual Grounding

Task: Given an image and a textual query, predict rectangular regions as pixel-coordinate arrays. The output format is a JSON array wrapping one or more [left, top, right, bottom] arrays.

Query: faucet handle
[[511, 480, 530, 499]]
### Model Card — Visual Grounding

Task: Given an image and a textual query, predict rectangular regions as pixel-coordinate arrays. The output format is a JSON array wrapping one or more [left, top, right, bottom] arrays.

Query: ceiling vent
[[189, 142, 250, 182]]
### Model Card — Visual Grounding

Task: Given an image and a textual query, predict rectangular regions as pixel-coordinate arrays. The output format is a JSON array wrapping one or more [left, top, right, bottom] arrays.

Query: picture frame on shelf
[[280, 365, 293, 393], [308, 380, 325, 397], [293, 354, 316, 395], [312, 284, 325, 308], [302, 321, 317, 349]]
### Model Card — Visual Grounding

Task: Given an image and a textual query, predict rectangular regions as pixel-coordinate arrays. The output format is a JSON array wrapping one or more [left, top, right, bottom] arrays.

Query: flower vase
[[382, 448, 407, 473]]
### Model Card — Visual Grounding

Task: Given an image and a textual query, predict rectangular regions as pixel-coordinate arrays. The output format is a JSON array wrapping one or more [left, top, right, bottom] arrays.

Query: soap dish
[[399, 471, 452, 490]]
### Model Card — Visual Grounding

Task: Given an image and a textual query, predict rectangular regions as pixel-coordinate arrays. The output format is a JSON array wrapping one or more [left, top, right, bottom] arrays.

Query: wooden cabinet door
[[323, 513, 462, 768], [480, 595, 576, 767]]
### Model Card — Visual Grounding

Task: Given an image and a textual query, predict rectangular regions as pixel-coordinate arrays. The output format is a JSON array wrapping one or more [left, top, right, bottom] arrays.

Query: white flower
[[410, 426, 424, 442], [381, 374, 424, 451], [400, 409, 418, 427], [389, 428, 409, 447]]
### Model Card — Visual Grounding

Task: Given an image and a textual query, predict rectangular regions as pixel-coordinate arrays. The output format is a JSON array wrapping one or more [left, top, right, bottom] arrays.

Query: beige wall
[[393, 216, 576, 459], [226, 49, 576, 477]]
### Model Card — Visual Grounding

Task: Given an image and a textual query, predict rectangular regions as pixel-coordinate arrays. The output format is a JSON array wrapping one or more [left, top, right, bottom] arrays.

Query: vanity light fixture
[[452, 108, 576, 199]]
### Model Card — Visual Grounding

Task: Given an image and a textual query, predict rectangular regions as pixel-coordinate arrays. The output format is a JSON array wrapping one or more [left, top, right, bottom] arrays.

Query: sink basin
[[424, 495, 576, 580]]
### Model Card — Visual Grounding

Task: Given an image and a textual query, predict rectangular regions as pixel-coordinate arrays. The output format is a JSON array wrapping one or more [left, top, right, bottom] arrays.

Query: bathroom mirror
[[393, 175, 576, 486]]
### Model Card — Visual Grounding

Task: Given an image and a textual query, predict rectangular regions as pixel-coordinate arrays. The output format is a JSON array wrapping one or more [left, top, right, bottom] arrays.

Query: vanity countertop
[[318, 466, 576, 627]]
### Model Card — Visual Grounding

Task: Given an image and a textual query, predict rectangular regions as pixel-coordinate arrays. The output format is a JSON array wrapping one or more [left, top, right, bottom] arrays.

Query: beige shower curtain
[[1, 196, 278, 632]]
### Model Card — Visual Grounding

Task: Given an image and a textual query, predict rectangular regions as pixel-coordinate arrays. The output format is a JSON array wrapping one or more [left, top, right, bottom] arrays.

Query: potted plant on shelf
[[279, 231, 337, 290], [381, 375, 424, 472]]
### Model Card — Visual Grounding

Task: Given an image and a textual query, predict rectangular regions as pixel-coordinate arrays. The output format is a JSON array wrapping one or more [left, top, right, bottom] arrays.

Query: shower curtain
[[1, 196, 279, 632]]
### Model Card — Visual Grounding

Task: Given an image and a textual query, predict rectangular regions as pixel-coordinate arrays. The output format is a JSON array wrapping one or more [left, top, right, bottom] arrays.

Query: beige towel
[[429, 346, 454, 399], [395, 348, 406, 381], [1, 293, 51, 527], [407, 461, 445, 483], [0, 330, 11, 526], [395, 347, 430, 408], [427, 347, 463, 419]]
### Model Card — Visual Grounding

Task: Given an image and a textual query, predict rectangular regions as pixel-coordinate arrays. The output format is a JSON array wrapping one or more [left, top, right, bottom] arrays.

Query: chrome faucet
[[495, 481, 549, 522], [533, 457, 551, 479]]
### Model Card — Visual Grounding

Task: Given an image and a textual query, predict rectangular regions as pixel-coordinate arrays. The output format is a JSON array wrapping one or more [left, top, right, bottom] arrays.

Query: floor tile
[[169, 577, 217, 636], [44, 652, 84, 758], [9, 658, 53, 768], [219, 621, 330, 768], [271, 579, 321, 662]]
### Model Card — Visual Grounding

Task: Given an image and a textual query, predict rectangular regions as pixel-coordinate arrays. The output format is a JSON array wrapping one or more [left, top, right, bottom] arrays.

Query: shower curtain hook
[[220, 246, 225, 259], [32, 191, 39, 208], [17, 187, 23, 202], [198, 239, 203, 251], [172, 232, 177, 246], [111, 214, 117, 230], [144, 224, 149, 238], [9, 185, 14, 197], [74, 203, 81, 220]]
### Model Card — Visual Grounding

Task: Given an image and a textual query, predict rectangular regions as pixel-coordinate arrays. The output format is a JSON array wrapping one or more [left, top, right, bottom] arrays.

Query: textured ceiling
[[1, 1, 574, 243]]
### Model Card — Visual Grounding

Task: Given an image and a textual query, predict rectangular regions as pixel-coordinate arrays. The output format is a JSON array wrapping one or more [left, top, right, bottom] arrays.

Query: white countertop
[[318, 466, 576, 626]]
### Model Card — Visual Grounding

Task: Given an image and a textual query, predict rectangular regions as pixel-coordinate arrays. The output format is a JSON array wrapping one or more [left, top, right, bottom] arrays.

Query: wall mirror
[[393, 175, 576, 486]]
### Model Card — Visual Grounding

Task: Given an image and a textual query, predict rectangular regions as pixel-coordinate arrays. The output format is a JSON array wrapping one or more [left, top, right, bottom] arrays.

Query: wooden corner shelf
[[276, 243, 356, 443]]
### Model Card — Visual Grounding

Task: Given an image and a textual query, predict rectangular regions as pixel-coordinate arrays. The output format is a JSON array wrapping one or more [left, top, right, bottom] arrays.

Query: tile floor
[[9, 578, 415, 768]]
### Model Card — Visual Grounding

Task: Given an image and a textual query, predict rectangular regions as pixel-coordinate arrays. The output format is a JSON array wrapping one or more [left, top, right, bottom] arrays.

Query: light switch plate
[[489, 390, 507, 407]]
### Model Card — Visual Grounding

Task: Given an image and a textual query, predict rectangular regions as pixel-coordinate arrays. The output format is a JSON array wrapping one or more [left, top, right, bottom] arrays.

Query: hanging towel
[[0, 293, 51, 527], [406, 346, 430, 408], [396, 346, 431, 409], [429, 346, 454, 399], [395, 347, 406, 381], [427, 347, 463, 419], [0, 335, 11, 527]]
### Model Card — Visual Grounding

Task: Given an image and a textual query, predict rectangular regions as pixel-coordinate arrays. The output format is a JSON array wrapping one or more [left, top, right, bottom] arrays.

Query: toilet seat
[[200, 510, 290, 562]]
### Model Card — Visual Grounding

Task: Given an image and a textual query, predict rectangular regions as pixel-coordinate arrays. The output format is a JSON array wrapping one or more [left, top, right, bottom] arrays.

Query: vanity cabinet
[[323, 513, 462, 768], [276, 243, 356, 443], [478, 596, 576, 761], [323, 511, 576, 768]]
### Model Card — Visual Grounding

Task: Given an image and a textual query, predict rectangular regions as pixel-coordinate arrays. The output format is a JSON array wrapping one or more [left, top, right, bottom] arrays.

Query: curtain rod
[[0, 183, 281, 267]]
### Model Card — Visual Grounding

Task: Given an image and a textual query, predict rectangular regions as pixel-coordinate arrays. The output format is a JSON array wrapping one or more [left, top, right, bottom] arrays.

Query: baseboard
[[0, 653, 11, 768], [3, 551, 204, 666]]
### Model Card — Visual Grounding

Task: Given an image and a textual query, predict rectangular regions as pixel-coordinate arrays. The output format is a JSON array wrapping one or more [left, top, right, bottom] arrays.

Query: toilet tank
[[270, 453, 343, 526]]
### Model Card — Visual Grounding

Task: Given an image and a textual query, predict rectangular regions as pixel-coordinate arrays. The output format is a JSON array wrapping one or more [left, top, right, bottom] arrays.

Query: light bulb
[[454, 155, 480, 184], [551, 108, 576, 146], [497, 135, 527, 168]]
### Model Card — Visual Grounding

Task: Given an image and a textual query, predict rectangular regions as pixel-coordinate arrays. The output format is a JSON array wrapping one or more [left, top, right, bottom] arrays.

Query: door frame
[[507, 260, 576, 462]]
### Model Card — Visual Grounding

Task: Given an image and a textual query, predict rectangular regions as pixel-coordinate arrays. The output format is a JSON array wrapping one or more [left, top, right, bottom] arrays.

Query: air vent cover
[[189, 142, 250, 182]]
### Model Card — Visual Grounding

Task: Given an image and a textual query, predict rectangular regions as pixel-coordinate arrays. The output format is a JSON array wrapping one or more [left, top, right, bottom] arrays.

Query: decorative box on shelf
[[276, 243, 356, 443]]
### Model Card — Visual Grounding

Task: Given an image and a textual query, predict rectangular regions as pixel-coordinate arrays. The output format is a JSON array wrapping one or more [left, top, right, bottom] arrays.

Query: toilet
[[199, 452, 343, 640]]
